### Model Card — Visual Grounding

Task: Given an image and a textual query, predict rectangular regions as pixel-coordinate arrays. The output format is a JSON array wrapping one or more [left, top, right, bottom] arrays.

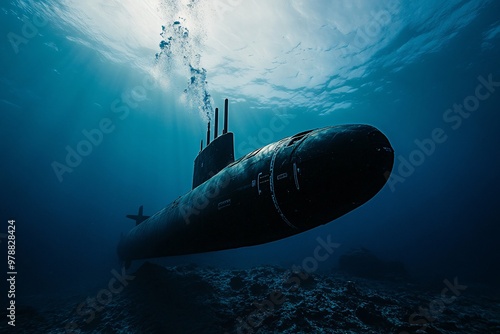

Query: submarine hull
[[118, 124, 394, 263]]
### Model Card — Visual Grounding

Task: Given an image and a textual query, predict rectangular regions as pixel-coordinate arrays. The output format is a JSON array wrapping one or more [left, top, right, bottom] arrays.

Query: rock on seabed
[[4, 262, 500, 333]]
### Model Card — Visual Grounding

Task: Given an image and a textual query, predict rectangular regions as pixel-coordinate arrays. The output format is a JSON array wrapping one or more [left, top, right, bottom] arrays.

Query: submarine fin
[[126, 205, 150, 226], [192, 99, 235, 189]]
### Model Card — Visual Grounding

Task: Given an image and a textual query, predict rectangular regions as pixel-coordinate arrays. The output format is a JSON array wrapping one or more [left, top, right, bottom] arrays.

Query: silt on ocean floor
[[8, 260, 500, 333]]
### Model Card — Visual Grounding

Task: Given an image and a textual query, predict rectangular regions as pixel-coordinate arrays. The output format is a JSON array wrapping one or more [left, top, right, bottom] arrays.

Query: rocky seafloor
[[4, 260, 500, 334]]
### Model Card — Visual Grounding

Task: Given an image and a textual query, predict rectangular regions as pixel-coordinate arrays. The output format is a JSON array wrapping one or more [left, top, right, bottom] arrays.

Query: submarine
[[118, 99, 394, 267]]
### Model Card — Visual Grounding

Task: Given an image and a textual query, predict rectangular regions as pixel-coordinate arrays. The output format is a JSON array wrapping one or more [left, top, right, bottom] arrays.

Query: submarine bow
[[118, 99, 394, 265]]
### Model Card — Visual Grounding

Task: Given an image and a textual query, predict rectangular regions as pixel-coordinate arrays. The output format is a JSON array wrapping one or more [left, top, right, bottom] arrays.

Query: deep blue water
[[1, 0, 499, 304]]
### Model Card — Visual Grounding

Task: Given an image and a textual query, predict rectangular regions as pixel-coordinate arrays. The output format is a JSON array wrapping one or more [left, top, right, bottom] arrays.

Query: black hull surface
[[118, 124, 394, 263]]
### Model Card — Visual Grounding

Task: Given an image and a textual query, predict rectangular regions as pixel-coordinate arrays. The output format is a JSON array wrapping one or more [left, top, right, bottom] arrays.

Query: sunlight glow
[[34, 0, 488, 113], [41, 0, 164, 68]]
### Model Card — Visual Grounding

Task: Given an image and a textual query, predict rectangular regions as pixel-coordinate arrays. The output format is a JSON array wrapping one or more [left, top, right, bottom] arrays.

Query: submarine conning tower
[[192, 98, 234, 189]]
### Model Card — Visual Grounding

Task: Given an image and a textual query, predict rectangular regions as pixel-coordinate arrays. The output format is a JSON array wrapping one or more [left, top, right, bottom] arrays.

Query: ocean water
[[1, 0, 500, 332]]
